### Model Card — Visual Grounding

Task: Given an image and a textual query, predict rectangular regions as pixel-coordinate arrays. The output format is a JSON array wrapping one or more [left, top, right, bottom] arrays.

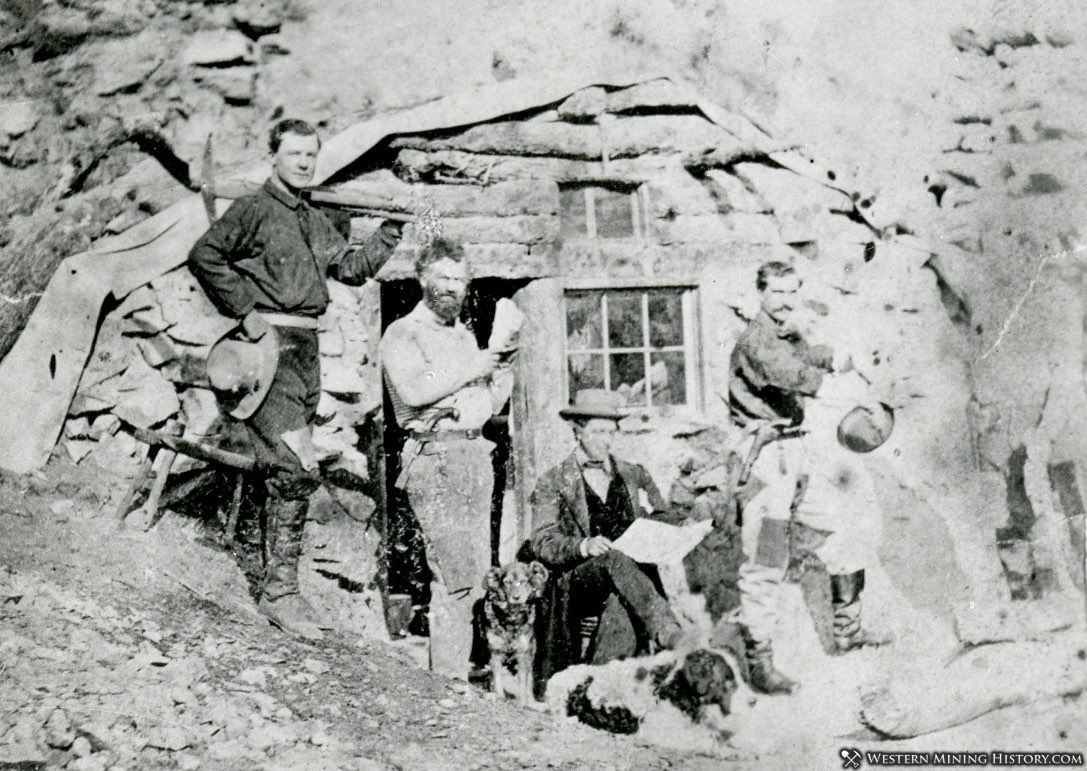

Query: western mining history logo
[[839, 749, 1085, 768]]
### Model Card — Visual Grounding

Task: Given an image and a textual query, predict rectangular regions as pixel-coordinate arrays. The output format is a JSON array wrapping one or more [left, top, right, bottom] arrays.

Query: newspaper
[[611, 518, 713, 565]]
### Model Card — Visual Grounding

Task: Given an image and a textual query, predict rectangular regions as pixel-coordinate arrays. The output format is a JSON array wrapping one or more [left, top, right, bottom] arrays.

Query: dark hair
[[415, 238, 466, 277], [755, 260, 798, 291], [269, 119, 319, 153]]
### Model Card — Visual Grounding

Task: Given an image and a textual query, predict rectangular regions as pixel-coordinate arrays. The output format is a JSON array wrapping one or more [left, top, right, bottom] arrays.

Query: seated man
[[525, 389, 683, 695]]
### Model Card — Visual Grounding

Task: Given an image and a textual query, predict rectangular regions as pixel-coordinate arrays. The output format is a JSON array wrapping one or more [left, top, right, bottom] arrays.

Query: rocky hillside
[[0, 0, 302, 356]]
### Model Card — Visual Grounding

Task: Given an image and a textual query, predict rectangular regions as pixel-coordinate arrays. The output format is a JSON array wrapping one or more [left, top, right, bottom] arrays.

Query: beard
[[424, 286, 464, 322]]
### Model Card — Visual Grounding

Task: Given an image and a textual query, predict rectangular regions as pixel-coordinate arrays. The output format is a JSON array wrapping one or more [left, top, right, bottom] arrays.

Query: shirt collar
[[263, 176, 303, 210], [575, 448, 614, 476], [755, 309, 793, 339]]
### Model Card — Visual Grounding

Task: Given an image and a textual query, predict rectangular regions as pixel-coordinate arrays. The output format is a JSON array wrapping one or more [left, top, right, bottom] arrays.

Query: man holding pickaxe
[[728, 260, 888, 695], [188, 118, 404, 640]]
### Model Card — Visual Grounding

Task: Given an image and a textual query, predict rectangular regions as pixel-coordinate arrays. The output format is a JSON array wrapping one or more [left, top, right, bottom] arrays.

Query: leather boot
[[742, 629, 799, 695], [831, 569, 886, 653], [259, 496, 323, 641]]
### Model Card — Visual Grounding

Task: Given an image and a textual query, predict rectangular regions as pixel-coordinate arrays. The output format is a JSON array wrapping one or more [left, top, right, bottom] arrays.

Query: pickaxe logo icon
[[840, 748, 863, 769]]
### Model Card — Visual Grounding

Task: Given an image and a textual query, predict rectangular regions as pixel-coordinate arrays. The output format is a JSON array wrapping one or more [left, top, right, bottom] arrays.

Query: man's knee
[[595, 548, 642, 579]]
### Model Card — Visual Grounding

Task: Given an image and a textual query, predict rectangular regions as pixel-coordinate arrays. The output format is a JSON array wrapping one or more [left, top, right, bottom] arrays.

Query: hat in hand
[[560, 388, 626, 422], [837, 402, 894, 453], [206, 326, 279, 419]]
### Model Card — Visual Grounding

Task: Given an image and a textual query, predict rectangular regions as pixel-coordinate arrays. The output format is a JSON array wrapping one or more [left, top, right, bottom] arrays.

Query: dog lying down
[[482, 561, 549, 702], [544, 646, 758, 756]]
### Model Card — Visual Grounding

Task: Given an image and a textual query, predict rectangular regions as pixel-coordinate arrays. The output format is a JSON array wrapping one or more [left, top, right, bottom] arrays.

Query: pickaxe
[[200, 135, 415, 224]]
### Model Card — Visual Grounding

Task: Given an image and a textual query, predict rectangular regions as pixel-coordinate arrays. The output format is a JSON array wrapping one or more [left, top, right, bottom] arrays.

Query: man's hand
[[381, 219, 405, 238], [580, 536, 613, 558], [240, 310, 271, 341], [469, 350, 501, 381]]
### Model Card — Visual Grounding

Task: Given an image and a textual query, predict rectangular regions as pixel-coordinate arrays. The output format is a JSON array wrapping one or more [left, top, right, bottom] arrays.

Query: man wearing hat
[[380, 238, 515, 680], [188, 118, 404, 640], [525, 388, 683, 695], [728, 260, 891, 695]]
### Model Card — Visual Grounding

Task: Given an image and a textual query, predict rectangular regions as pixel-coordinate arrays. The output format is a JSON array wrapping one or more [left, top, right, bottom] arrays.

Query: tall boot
[[742, 628, 799, 695], [258, 495, 323, 641], [830, 569, 885, 653]]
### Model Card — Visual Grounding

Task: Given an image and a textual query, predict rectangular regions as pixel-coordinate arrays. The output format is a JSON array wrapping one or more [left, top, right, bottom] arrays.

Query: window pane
[[594, 189, 635, 238], [559, 187, 588, 240], [648, 291, 684, 347], [568, 353, 605, 397], [607, 291, 643, 348], [566, 293, 602, 350], [651, 351, 687, 405], [610, 353, 648, 407]]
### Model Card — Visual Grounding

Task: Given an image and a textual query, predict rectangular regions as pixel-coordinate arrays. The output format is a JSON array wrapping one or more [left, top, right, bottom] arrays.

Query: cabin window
[[564, 287, 698, 409], [559, 183, 648, 240]]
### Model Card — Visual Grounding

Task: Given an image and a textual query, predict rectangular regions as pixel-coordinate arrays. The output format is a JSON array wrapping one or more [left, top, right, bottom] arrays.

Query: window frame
[[559, 182, 651, 240], [561, 281, 702, 414]]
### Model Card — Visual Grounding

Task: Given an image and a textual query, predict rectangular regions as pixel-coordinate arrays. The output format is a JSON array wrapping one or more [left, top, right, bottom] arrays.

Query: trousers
[[736, 429, 873, 644], [404, 438, 494, 680], [242, 327, 322, 601], [569, 550, 675, 663]]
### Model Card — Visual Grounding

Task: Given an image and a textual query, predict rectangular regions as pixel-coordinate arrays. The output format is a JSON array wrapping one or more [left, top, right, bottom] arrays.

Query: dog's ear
[[484, 566, 505, 596], [528, 561, 549, 596]]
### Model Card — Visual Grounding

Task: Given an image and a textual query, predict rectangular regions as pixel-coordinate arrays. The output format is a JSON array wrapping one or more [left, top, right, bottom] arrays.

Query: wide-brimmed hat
[[560, 388, 626, 422], [206, 326, 279, 420], [837, 402, 895, 453]]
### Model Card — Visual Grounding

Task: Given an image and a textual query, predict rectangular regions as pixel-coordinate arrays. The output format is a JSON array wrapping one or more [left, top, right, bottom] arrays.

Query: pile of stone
[[58, 267, 376, 483]]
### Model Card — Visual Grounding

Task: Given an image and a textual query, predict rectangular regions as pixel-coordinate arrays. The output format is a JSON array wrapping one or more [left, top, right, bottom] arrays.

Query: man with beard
[[188, 119, 403, 640], [380, 238, 515, 680]]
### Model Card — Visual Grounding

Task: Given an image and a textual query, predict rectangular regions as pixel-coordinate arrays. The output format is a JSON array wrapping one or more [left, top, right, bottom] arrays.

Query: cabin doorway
[[378, 277, 528, 636]]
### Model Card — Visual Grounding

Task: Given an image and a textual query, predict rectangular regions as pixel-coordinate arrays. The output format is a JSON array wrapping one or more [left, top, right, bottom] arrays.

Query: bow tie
[[582, 461, 608, 471]]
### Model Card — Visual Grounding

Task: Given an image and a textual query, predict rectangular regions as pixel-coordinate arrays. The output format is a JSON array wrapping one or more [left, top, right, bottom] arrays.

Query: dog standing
[[482, 561, 548, 702]]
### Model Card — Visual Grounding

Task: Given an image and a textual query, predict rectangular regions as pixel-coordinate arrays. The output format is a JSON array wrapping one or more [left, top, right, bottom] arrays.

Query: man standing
[[380, 238, 514, 680], [729, 260, 841, 695], [188, 119, 403, 640], [527, 389, 683, 694]]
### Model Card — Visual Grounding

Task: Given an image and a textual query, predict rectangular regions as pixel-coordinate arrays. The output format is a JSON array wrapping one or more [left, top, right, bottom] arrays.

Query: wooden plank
[[656, 213, 783, 245], [606, 79, 700, 114], [391, 115, 744, 161], [393, 149, 681, 185], [511, 279, 575, 547], [333, 177, 559, 217], [438, 214, 559, 246], [376, 242, 559, 281], [0, 254, 111, 474]]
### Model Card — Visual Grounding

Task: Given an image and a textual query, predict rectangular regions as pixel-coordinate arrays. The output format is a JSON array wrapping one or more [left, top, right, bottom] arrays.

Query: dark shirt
[[187, 179, 400, 319], [728, 310, 833, 426], [583, 471, 636, 543]]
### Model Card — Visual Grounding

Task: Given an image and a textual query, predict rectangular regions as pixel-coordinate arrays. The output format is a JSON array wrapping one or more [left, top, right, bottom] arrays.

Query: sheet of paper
[[611, 518, 714, 565], [488, 297, 524, 351]]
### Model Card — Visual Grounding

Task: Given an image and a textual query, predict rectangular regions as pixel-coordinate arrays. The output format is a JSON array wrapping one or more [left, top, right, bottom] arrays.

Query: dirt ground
[[0, 463, 745, 770], [2, 462, 1083, 770]]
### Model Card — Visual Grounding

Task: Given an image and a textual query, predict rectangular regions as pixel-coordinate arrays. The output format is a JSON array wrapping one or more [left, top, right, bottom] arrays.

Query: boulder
[[193, 67, 258, 106], [182, 30, 253, 67], [232, 1, 283, 39], [0, 100, 40, 138], [93, 36, 163, 96], [112, 359, 181, 428]]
